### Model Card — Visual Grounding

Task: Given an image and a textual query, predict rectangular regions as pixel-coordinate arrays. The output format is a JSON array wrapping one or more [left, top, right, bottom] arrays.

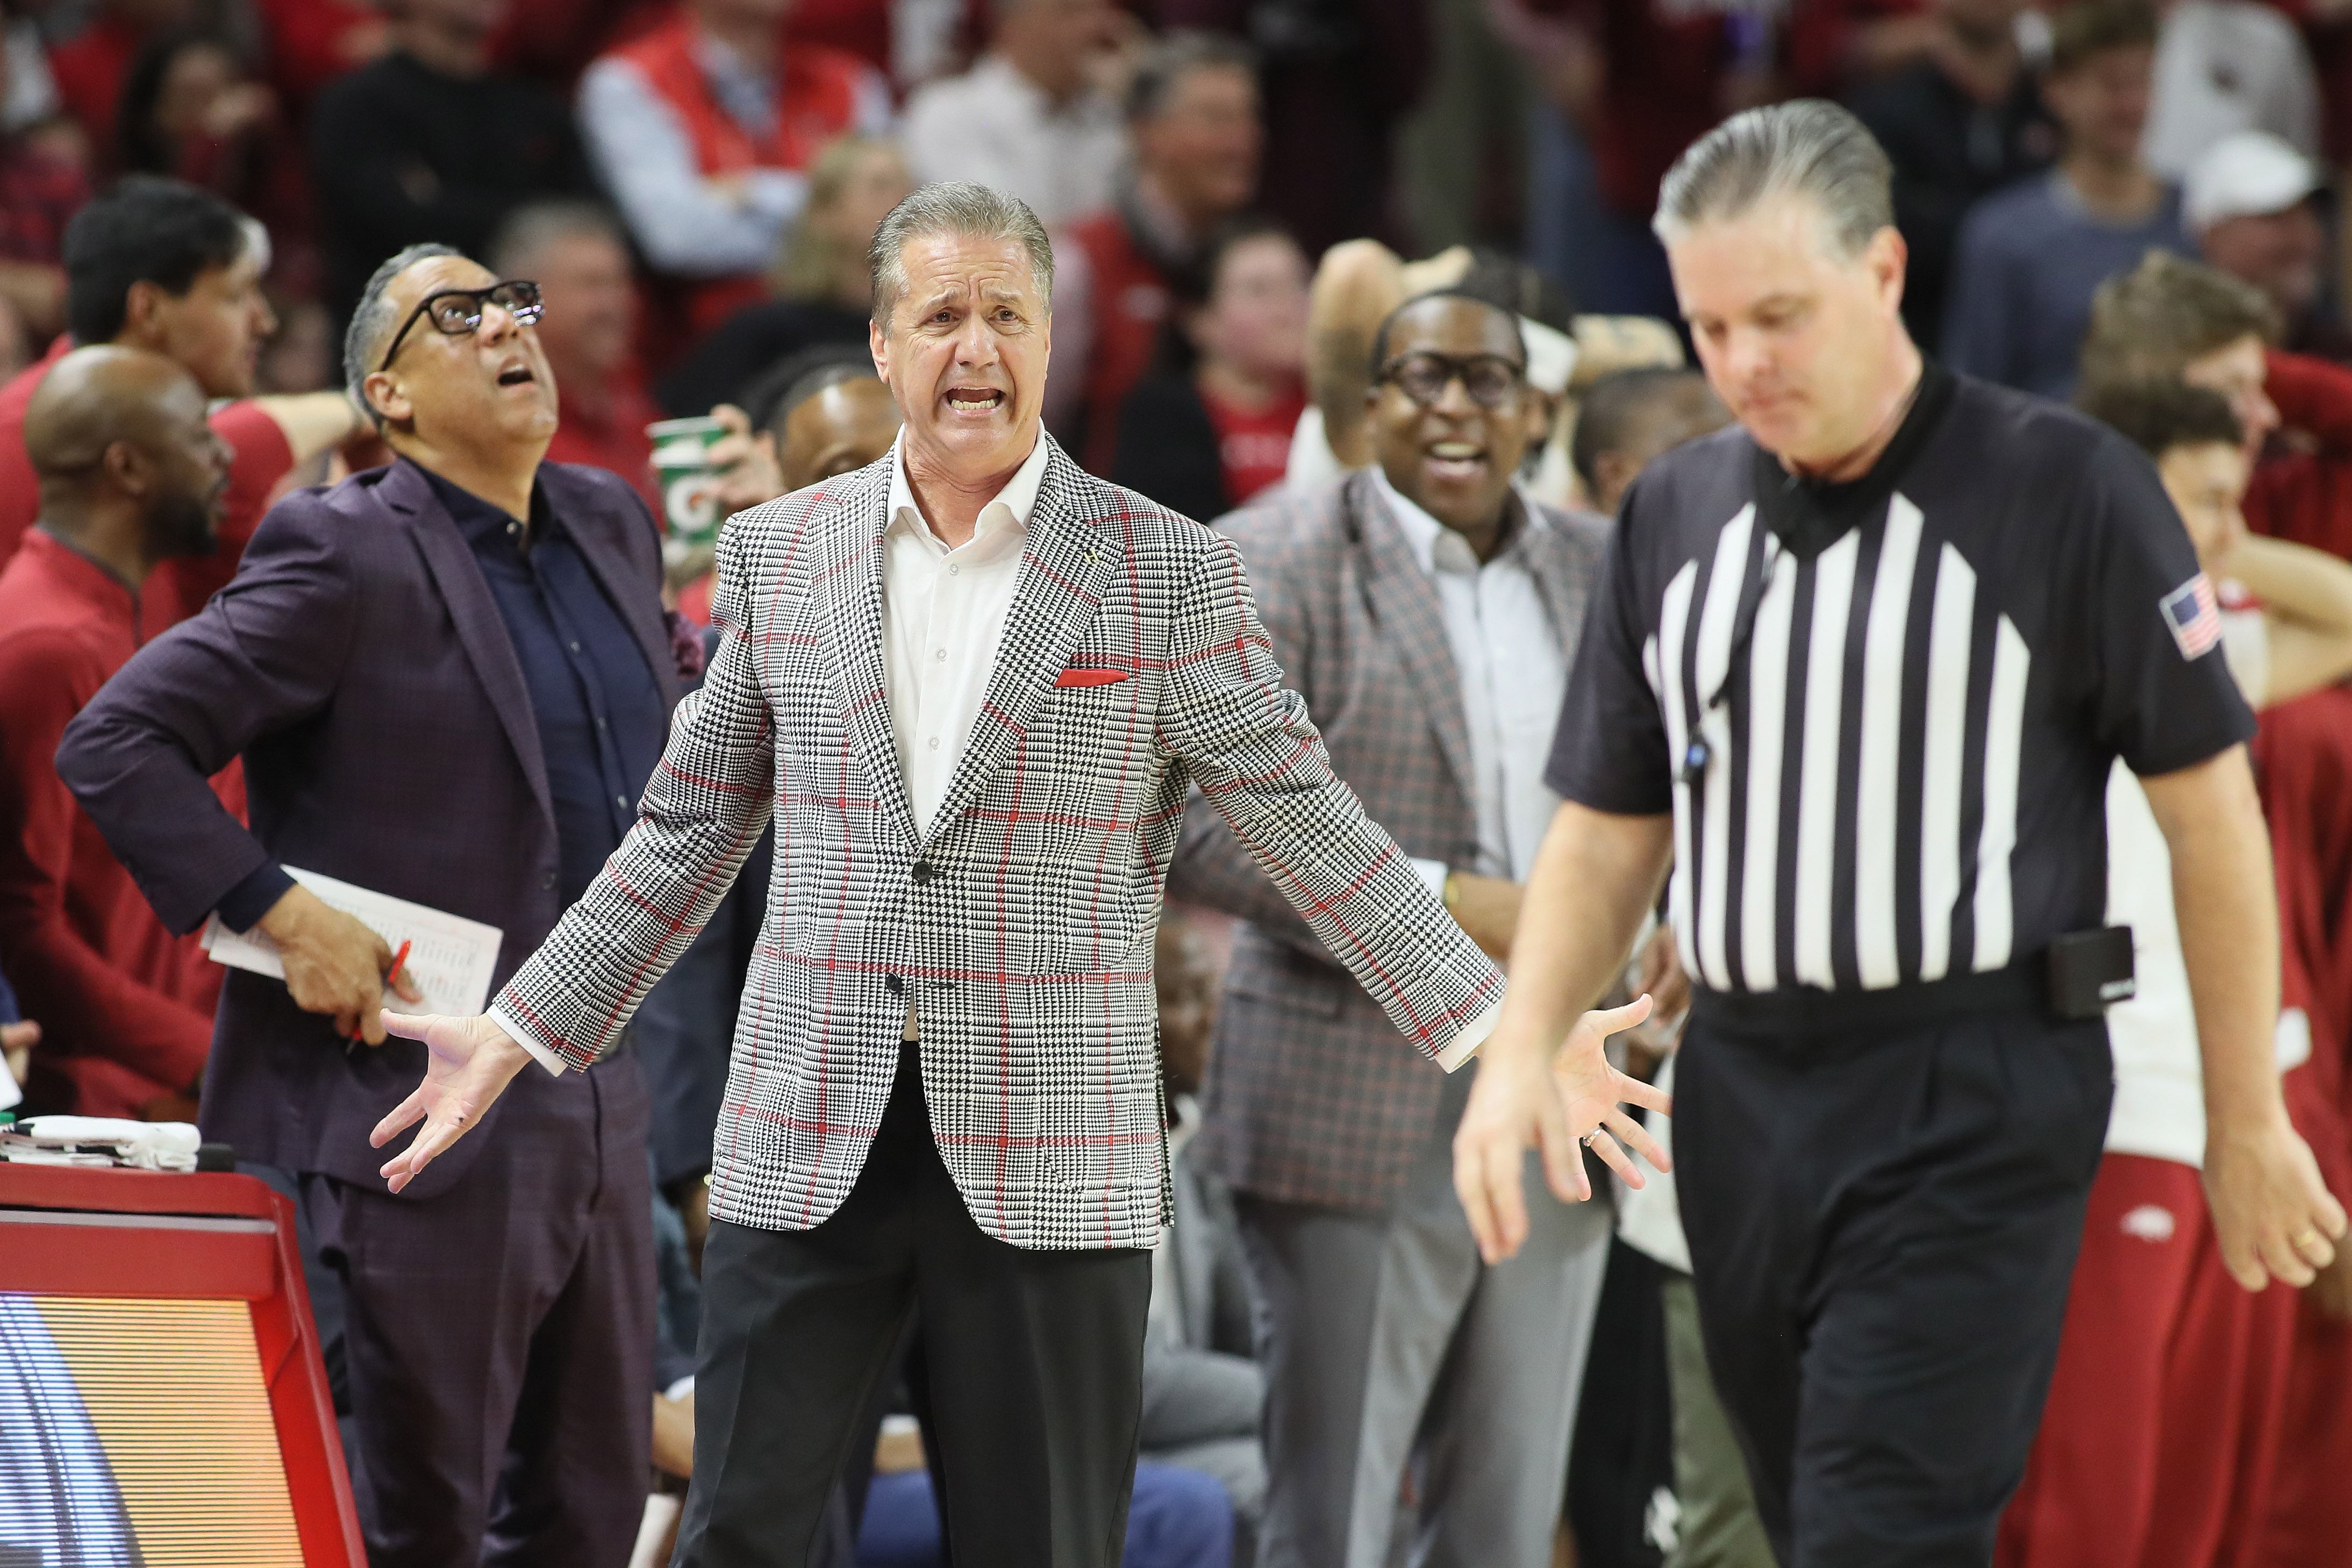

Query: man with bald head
[[59, 245, 685, 1568], [0, 347, 230, 1118]]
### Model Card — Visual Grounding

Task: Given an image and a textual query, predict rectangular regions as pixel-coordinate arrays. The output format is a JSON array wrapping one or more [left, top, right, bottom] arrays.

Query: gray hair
[[867, 182, 1053, 327], [344, 241, 463, 424], [489, 200, 626, 277], [1126, 29, 1256, 122], [1653, 100, 1895, 256]]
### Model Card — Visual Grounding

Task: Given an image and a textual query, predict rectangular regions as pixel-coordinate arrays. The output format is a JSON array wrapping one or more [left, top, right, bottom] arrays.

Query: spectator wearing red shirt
[[0, 124, 91, 352], [577, 0, 892, 342], [2081, 250, 2352, 563], [47, 0, 181, 171], [0, 345, 233, 1118], [490, 201, 661, 514], [1111, 218, 1308, 521], [0, 178, 366, 634], [1046, 31, 1262, 474]]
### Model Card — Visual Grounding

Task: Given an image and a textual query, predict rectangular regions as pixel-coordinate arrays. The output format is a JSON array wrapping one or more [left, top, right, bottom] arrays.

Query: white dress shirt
[[902, 55, 1127, 228], [504, 435, 1050, 1075], [1372, 469, 1570, 893], [879, 434, 1051, 837]]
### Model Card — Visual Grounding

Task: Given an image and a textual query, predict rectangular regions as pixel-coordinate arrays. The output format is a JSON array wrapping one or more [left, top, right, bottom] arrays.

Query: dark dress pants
[[1673, 1005, 2112, 1568], [676, 1044, 1155, 1568], [304, 1054, 655, 1568]]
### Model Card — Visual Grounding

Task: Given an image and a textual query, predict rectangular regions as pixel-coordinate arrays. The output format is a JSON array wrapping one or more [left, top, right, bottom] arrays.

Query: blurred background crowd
[[10, 0, 2352, 1566]]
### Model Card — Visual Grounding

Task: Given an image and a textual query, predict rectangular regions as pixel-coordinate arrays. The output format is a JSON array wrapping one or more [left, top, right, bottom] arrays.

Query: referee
[[1453, 102, 2349, 1567]]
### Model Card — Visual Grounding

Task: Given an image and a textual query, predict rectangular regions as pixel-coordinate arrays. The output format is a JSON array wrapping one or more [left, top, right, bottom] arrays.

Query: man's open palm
[[372, 1012, 533, 1193]]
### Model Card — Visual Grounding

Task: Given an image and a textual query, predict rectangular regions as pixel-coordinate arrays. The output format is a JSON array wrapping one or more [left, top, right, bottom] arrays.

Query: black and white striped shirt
[[1547, 368, 2253, 997]]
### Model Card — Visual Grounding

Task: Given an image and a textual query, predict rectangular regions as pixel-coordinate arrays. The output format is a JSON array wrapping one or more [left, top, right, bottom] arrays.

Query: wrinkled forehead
[[897, 233, 1046, 309], [390, 255, 501, 317]]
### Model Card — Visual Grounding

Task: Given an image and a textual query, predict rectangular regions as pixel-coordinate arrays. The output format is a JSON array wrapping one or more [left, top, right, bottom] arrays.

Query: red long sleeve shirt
[[0, 338, 297, 630], [2247, 349, 2352, 562], [0, 532, 220, 1113]]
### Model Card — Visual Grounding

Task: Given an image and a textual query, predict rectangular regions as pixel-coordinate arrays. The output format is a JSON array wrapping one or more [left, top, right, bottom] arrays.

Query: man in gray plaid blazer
[[375, 186, 1670, 1566], [1171, 289, 1622, 1568]]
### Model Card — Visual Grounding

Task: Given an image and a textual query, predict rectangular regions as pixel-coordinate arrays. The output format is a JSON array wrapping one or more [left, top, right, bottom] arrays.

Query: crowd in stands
[[8, 0, 2352, 1565]]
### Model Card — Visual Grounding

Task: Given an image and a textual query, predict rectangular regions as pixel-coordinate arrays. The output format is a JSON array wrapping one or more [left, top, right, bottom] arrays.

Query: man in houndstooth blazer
[[376, 187, 1661, 1566], [1170, 288, 1626, 1568]]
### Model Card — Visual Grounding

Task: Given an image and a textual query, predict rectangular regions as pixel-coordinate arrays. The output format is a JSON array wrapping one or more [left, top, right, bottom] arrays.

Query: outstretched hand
[[1453, 994, 1673, 1264], [370, 1011, 535, 1193]]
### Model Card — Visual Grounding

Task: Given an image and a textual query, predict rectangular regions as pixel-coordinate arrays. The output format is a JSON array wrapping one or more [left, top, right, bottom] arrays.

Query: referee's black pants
[[1674, 1000, 2113, 1568], [673, 1044, 1155, 1568]]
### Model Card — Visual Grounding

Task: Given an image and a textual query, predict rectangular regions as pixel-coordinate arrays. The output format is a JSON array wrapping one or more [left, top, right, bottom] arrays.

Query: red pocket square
[[1055, 667, 1132, 688]]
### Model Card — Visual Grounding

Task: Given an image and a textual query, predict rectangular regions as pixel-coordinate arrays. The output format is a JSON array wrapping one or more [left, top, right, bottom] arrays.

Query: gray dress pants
[[1235, 1065, 1614, 1568]]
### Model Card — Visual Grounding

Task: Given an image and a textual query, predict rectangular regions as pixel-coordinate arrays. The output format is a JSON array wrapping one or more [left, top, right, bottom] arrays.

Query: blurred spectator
[[902, 0, 1129, 227], [1112, 217, 1308, 521], [654, 132, 909, 417], [2142, 0, 2318, 181], [1942, 0, 2190, 397], [1788, 0, 1941, 97], [1511, 0, 1776, 319], [310, 0, 597, 330], [1847, 0, 2058, 352], [2084, 251, 2352, 565], [1, 4, 61, 138], [117, 29, 315, 293], [1396, 0, 1535, 259], [491, 200, 661, 512], [0, 962, 33, 1100], [253, 0, 389, 114], [0, 178, 365, 632], [577, 0, 892, 340], [1048, 30, 1262, 472], [0, 346, 231, 1120], [0, 116, 90, 347], [1568, 365, 1730, 515], [48, 0, 192, 170], [1154, 0, 1426, 260], [2183, 131, 2345, 360]]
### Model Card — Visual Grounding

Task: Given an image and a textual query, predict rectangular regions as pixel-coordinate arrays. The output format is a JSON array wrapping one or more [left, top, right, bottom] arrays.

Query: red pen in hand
[[387, 940, 412, 994]]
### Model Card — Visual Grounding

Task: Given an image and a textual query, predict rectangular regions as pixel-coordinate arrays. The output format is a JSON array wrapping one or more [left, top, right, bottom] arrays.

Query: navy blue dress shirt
[[214, 463, 668, 930], [429, 469, 667, 908]]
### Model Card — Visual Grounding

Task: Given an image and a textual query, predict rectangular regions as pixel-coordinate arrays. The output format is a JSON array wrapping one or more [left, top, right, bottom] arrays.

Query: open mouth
[[496, 362, 537, 388], [945, 388, 1005, 414], [1424, 439, 1488, 482]]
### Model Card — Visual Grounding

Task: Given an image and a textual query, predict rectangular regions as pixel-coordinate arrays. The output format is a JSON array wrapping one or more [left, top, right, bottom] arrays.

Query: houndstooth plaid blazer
[[491, 436, 1503, 1250], [1172, 471, 1610, 1212]]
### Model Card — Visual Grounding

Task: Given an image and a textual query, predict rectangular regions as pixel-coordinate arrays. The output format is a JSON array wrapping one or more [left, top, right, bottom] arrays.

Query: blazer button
[[912, 861, 938, 884], [885, 974, 905, 995], [540, 872, 556, 890]]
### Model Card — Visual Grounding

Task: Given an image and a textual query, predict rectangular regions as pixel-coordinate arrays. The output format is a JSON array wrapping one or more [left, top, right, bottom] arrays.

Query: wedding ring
[[2296, 1228, 2327, 1251]]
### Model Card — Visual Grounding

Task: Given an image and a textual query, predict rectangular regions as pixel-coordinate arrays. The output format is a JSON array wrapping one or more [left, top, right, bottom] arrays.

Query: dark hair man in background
[[1048, 30, 1263, 473], [0, 176, 363, 632], [0, 347, 231, 1119], [59, 242, 685, 1568], [1570, 366, 1733, 516]]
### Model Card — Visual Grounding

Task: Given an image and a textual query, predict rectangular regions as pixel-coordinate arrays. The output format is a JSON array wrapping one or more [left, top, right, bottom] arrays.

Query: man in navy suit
[[60, 244, 686, 1568]]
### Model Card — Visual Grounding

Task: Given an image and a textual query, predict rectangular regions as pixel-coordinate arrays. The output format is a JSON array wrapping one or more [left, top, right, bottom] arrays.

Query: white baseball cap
[[2184, 131, 2322, 232]]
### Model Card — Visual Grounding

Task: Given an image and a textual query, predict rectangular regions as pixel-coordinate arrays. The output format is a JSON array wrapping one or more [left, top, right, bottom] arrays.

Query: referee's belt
[[1688, 935, 2132, 1037]]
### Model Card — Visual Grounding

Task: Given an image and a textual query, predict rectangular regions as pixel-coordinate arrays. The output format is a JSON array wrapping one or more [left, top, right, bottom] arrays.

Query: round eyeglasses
[[1377, 351, 1528, 411]]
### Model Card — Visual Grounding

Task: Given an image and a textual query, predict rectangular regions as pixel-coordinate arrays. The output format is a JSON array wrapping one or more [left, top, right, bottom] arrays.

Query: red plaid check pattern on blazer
[[1172, 472, 1610, 1211], [492, 439, 1503, 1250]]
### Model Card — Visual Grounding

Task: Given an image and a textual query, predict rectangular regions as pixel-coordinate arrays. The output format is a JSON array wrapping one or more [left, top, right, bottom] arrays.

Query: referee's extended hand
[[2204, 1114, 2349, 1292], [370, 1011, 535, 1194], [1454, 994, 1673, 1264]]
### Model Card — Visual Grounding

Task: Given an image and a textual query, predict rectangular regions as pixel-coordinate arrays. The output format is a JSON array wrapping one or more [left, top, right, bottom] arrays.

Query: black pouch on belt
[[2046, 926, 2136, 1021]]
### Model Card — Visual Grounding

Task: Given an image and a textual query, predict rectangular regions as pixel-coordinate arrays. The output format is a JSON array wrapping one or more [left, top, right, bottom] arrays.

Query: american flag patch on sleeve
[[2161, 573, 2223, 660]]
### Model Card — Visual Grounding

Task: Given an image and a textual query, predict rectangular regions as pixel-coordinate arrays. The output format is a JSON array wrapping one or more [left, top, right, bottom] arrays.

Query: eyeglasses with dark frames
[[376, 280, 546, 373], [1377, 351, 1528, 411]]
